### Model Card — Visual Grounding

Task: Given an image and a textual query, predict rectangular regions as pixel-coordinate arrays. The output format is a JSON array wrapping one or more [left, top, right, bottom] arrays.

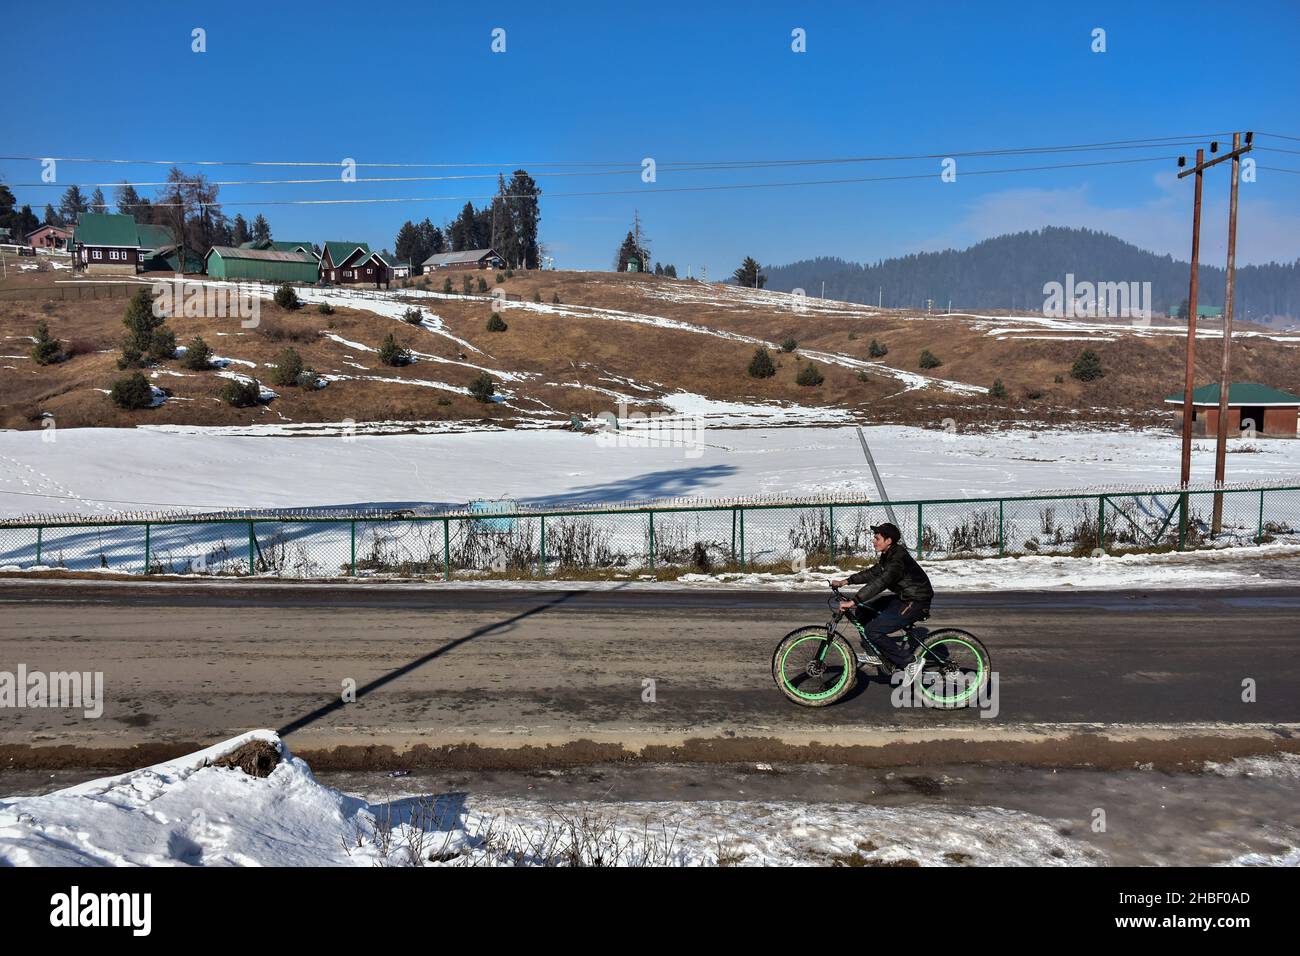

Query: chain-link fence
[[1, 484, 1296, 580]]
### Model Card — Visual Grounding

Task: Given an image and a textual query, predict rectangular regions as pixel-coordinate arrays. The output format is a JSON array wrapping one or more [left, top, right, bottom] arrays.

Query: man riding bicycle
[[831, 522, 934, 686]]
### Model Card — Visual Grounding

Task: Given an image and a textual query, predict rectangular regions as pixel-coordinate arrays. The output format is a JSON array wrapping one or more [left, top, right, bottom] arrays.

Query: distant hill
[[764, 227, 1300, 326]]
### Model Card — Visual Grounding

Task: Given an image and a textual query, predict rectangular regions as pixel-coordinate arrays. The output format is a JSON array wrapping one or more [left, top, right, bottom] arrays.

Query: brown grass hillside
[[1, 267, 1297, 432]]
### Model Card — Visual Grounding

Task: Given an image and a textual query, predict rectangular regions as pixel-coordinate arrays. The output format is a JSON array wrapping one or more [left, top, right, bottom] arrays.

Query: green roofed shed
[[1163, 382, 1300, 437], [205, 246, 320, 283]]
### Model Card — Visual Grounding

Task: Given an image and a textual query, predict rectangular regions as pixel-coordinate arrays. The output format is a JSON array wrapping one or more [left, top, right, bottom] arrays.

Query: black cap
[[870, 522, 902, 544]]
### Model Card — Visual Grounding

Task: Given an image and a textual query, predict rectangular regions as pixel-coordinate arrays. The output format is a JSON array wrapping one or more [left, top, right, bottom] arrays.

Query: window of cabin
[[93, 250, 102, 260]]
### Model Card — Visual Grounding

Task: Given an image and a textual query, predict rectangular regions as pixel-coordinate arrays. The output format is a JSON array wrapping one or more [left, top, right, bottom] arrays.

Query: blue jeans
[[855, 596, 928, 667]]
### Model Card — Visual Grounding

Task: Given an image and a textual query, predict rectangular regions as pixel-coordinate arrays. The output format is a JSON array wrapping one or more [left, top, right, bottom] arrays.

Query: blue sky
[[4, 1, 1297, 270]]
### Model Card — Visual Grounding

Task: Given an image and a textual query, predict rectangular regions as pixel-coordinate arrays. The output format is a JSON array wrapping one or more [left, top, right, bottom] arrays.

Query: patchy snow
[[319, 372, 468, 396], [489, 296, 984, 394]]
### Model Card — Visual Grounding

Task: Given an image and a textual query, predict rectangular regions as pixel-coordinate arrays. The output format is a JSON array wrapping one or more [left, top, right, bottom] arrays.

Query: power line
[[7, 139, 1242, 190], [74, 155, 1185, 209], [0, 133, 1233, 172]]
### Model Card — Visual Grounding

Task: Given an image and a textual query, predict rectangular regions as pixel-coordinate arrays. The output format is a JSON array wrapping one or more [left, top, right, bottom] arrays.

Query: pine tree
[[181, 336, 213, 371], [654, 262, 663, 276], [378, 333, 409, 367], [119, 288, 172, 366], [796, 363, 824, 386], [273, 283, 299, 309], [395, 221, 422, 270], [231, 214, 251, 246], [90, 188, 107, 214], [1071, 348, 1105, 381], [469, 372, 495, 402], [449, 202, 477, 252], [114, 183, 143, 216], [110, 372, 155, 410], [271, 347, 304, 386], [733, 257, 766, 289], [919, 350, 942, 369], [43, 204, 62, 227], [222, 378, 262, 407], [418, 219, 444, 260], [747, 347, 777, 378], [664, 264, 677, 278], [58, 185, 89, 224], [252, 214, 271, 242], [990, 378, 1007, 399], [615, 231, 643, 272], [30, 321, 63, 365], [868, 339, 888, 358], [505, 170, 541, 269]]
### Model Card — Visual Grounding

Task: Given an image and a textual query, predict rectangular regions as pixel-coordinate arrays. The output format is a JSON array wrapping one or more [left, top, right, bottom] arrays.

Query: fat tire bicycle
[[771, 583, 992, 709]]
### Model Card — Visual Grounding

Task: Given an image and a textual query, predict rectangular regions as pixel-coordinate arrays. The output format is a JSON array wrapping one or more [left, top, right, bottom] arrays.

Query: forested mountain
[[764, 227, 1300, 325]]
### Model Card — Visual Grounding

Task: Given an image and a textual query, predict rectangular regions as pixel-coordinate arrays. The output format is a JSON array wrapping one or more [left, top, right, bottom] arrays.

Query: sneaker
[[895, 659, 925, 688], [856, 652, 883, 666]]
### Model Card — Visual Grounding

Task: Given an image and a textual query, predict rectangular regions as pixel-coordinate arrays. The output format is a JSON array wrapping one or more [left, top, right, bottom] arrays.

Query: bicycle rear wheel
[[914, 628, 991, 709], [772, 627, 858, 707]]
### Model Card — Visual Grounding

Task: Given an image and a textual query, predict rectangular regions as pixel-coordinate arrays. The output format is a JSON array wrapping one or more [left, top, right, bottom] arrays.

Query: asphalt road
[[1, 580, 1298, 769]]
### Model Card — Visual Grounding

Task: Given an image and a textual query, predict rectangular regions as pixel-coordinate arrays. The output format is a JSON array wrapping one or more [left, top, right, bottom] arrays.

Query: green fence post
[[648, 510, 655, 570], [739, 507, 746, 569], [1257, 489, 1266, 544], [539, 515, 546, 577], [349, 520, 356, 576], [828, 505, 836, 561], [144, 522, 151, 574], [1097, 495, 1106, 553], [998, 499, 1005, 557], [443, 518, 451, 581], [731, 509, 737, 564], [1178, 492, 1188, 551], [248, 521, 255, 575], [35, 526, 42, 565], [917, 503, 924, 559]]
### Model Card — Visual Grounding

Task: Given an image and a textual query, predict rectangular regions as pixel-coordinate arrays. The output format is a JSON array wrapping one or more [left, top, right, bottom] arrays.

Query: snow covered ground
[[2, 732, 1294, 866], [1, 424, 1297, 519]]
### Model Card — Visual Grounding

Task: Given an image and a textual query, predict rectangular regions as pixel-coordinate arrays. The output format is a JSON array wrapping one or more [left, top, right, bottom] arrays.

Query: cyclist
[[831, 522, 934, 686]]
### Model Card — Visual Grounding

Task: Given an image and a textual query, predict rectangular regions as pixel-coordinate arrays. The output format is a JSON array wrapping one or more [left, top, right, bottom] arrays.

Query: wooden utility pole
[[1175, 132, 1253, 538], [1212, 132, 1245, 533], [1175, 147, 1204, 541]]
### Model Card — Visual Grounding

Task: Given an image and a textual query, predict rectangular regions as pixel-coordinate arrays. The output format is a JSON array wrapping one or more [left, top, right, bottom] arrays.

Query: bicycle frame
[[820, 585, 938, 669]]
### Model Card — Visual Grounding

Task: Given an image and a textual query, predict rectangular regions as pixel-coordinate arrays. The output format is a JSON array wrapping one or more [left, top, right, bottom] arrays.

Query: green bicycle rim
[[779, 634, 852, 701], [916, 637, 986, 706]]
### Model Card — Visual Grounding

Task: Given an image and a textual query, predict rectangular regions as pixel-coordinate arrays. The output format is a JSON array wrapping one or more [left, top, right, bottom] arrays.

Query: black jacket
[[847, 543, 934, 605]]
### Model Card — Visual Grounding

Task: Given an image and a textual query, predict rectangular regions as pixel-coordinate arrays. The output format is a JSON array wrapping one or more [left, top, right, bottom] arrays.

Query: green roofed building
[[1163, 382, 1300, 437], [205, 246, 320, 284], [239, 238, 319, 259], [73, 212, 145, 274], [320, 241, 389, 287]]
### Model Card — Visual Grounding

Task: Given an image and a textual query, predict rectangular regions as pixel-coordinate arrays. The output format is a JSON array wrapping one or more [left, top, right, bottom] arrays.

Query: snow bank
[[0, 731, 1104, 867]]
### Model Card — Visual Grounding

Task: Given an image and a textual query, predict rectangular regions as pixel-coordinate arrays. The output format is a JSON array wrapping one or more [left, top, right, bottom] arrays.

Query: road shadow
[[276, 589, 584, 737]]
